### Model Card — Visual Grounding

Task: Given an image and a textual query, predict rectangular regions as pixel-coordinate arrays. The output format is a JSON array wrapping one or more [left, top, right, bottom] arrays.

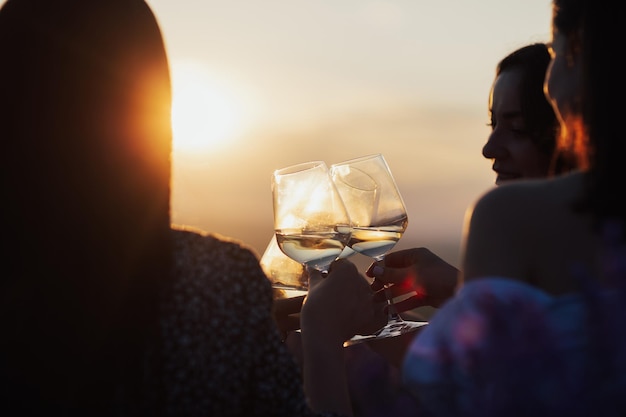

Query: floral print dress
[[402, 277, 626, 417]]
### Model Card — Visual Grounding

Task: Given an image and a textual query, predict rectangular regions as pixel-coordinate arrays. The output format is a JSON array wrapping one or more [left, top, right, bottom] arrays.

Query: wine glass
[[259, 234, 307, 300], [271, 160, 352, 286], [330, 153, 427, 346]]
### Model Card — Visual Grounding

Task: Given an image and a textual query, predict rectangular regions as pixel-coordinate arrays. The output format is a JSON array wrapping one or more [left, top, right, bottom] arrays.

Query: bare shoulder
[[461, 172, 585, 283], [468, 172, 583, 231]]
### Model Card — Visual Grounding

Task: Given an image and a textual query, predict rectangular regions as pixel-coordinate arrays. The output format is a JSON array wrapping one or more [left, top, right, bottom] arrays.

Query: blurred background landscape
[[155, 0, 553, 268], [153, 0, 553, 268]]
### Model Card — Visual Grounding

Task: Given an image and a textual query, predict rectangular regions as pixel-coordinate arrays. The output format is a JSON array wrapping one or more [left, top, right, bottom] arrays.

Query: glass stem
[[384, 285, 401, 322]]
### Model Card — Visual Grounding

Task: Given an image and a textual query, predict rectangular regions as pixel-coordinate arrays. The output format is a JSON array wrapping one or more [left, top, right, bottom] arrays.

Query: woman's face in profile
[[483, 69, 552, 185]]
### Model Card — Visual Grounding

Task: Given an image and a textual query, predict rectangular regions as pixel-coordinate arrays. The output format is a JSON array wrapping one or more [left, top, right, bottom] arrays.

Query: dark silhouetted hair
[[552, 0, 626, 228], [0, 0, 172, 414]]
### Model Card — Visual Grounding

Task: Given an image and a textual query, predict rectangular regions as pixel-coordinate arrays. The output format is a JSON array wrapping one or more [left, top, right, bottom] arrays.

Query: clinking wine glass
[[271, 160, 352, 294], [260, 233, 357, 300], [259, 234, 308, 337], [330, 153, 427, 346], [259, 234, 307, 300]]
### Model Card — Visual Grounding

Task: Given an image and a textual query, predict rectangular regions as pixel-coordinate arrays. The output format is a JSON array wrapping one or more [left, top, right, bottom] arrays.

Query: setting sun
[[171, 61, 244, 153]]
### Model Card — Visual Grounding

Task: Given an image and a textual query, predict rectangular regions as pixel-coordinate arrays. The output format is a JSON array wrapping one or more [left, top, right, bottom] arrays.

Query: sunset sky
[[4, 0, 554, 267], [150, 0, 553, 267]]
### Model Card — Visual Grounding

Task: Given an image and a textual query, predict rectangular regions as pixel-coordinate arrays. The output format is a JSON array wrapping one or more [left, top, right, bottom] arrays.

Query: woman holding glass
[[301, 0, 626, 415]]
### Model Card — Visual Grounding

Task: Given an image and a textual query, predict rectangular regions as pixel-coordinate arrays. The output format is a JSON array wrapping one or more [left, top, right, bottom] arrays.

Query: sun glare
[[171, 61, 244, 153]]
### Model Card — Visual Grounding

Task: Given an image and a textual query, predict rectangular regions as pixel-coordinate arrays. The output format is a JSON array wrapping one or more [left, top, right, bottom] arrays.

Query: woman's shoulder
[[169, 225, 268, 289], [462, 172, 587, 283], [171, 224, 261, 260], [470, 171, 585, 222], [164, 225, 274, 336]]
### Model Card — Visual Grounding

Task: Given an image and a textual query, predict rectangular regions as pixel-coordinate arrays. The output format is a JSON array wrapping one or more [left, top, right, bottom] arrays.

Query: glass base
[[343, 319, 428, 347]]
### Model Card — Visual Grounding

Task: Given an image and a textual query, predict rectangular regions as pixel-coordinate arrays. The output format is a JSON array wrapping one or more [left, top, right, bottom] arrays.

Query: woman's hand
[[300, 259, 386, 416], [367, 247, 459, 311], [301, 259, 387, 346], [272, 295, 304, 339]]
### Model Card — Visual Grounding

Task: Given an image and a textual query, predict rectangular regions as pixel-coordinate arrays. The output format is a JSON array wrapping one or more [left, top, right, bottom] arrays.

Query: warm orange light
[[171, 61, 243, 154]]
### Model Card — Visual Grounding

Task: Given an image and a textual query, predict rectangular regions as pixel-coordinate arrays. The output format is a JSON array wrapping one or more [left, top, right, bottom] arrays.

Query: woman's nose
[[482, 131, 508, 159]]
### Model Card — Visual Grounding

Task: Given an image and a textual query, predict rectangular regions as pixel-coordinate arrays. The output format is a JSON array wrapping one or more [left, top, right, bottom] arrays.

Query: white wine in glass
[[330, 154, 426, 346], [272, 160, 352, 285], [259, 234, 307, 299]]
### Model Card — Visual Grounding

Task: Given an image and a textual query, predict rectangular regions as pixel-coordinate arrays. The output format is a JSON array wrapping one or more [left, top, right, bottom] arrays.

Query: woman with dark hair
[[0, 1, 343, 416], [300, 0, 626, 414], [337, 45, 577, 416], [484, 42, 575, 183], [363, 42, 576, 318], [0, 1, 172, 413], [274, 42, 577, 417], [399, 0, 626, 412]]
